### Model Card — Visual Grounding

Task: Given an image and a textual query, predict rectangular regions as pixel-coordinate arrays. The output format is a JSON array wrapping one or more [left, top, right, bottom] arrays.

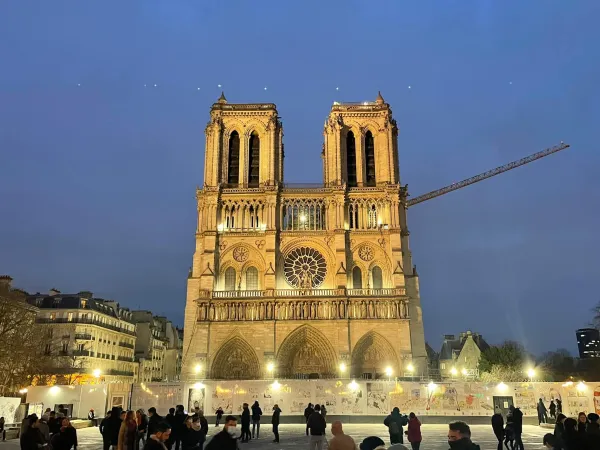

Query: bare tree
[[0, 285, 46, 395]]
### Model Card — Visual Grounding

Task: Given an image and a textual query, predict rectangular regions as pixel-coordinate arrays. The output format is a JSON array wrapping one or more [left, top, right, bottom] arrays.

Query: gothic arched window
[[246, 267, 259, 290], [352, 266, 362, 289], [365, 131, 376, 186], [227, 131, 240, 185], [367, 204, 378, 229], [347, 131, 357, 187], [248, 131, 260, 187], [372, 266, 383, 289], [224, 267, 236, 291]]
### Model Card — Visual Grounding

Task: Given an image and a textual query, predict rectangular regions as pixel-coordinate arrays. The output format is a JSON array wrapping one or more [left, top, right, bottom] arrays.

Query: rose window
[[284, 247, 327, 289], [358, 245, 374, 261], [233, 246, 249, 262]]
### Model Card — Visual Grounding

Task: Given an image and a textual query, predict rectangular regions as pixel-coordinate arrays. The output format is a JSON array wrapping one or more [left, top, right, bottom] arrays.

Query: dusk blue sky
[[1, 1, 599, 356]]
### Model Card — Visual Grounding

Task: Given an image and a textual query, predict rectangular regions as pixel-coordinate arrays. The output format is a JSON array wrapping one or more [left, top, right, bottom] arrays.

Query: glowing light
[[266, 362, 275, 373], [217, 224, 224, 232], [154, 84, 157, 87], [193, 382, 204, 389], [299, 215, 306, 223], [49, 386, 60, 395], [527, 368, 536, 378], [497, 382, 508, 392], [93, 369, 102, 378], [562, 381, 573, 387], [427, 381, 437, 392], [264, 87, 267, 90], [385, 366, 393, 377], [197, 88, 200, 91], [450, 367, 458, 376], [194, 364, 202, 374], [377, 218, 383, 226], [408, 85, 412, 89], [218, 84, 222, 88], [348, 380, 359, 391], [576, 382, 587, 392], [336, 87, 339, 91], [19, 388, 28, 394], [339, 363, 346, 373], [271, 380, 281, 390], [461, 368, 468, 376], [407, 363, 415, 373]]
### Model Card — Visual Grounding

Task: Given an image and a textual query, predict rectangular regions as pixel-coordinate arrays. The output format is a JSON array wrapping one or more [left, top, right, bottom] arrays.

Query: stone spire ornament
[[376, 91, 385, 105], [217, 91, 227, 104]]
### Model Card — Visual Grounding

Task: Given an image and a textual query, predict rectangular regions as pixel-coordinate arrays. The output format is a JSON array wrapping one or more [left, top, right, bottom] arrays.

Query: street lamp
[[266, 362, 275, 377], [339, 363, 346, 374], [194, 364, 202, 374], [461, 368, 468, 376], [450, 367, 458, 377], [385, 366, 393, 378], [93, 369, 101, 378], [527, 368, 536, 380], [407, 363, 415, 373]]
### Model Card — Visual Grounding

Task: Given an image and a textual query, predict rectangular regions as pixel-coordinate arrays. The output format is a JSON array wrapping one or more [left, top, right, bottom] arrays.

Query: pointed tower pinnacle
[[376, 91, 385, 105], [217, 91, 227, 104]]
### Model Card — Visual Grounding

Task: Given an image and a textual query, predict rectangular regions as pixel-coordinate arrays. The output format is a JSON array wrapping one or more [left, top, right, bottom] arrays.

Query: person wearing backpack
[[384, 407, 408, 444]]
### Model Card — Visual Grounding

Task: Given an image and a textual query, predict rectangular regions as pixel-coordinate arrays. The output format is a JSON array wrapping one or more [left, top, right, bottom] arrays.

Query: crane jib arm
[[406, 142, 570, 207]]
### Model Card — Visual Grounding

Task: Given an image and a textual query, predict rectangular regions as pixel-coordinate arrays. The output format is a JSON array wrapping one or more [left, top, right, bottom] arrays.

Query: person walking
[[549, 401, 556, 420], [491, 406, 504, 450], [320, 405, 327, 420], [271, 404, 281, 443], [304, 403, 314, 436], [537, 399, 548, 425], [20, 416, 46, 450], [307, 405, 327, 450], [100, 412, 112, 450], [143, 422, 171, 450], [172, 406, 187, 450], [136, 410, 148, 450], [214, 408, 223, 428], [181, 416, 203, 450], [146, 408, 162, 441], [48, 412, 61, 436], [406, 412, 422, 450], [447, 421, 481, 449], [118, 411, 137, 450], [384, 407, 408, 444], [240, 403, 251, 443], [328, 421, 355, 450], [586, 413, 600, 449], [195, 411, 208, 450], [509, 405, 524, 450], [0, 417, 6, 442], [553, 413, 566, 449], [51, 418, 78, 450], [250, 401, 262, 439], [205, 416, 238, 450], [556, 399, 562, 415]]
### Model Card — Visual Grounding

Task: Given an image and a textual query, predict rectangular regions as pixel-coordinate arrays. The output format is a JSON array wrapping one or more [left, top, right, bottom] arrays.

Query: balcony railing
[[118, 356, 134, 362], [210, 287, 405, 299], [196, 298, 409, 322], [74, 333, 92, 340], [119, 341, 134, 349], [107, 369, 135, 377], [36, 318, 136, 336]]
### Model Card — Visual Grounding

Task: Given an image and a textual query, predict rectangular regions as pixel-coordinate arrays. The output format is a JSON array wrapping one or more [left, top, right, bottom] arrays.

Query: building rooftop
[[439, 331, 489, 360], [27, 293, 134, 324]]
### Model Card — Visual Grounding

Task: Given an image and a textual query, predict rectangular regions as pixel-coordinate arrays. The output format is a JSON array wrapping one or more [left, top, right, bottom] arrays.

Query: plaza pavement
[[1, 423, 549, 450]]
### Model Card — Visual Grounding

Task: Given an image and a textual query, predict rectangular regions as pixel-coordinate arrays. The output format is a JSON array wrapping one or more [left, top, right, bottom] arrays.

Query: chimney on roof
[[443, 334, 456, 341], [49, 288, 61, 296]]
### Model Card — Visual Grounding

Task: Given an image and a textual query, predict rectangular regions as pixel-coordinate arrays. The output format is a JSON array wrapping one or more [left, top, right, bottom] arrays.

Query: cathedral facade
[[182, 92, 426, 381]]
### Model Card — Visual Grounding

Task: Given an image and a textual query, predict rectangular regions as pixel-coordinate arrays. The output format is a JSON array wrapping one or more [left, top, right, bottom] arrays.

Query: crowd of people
[[11, 400, 600, 450], [18, 408, 78, 450]]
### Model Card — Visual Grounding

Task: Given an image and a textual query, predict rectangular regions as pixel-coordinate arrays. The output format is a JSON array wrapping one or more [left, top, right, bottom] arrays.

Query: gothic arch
[[351, 331, 398, 378], [278, 238, 336, 289], [276, 325, 337, 378], [211, 336, 261, 379]]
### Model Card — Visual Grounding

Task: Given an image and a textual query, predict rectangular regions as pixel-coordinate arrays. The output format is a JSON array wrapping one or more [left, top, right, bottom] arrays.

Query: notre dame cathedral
[[182, 92, 427, 381]]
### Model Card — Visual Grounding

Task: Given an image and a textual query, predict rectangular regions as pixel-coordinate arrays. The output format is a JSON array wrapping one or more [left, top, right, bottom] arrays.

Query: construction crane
[[406, 142, 570, 207]]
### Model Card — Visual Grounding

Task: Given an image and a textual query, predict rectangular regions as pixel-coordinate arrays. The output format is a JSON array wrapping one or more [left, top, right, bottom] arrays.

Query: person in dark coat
[[250, 401, 262, 439], [304, 403, 314, 436], [384, 407, 408, 444], [543, 433, 561, 450], [172, 406, 187, 450], [20, 415, 46, 450], [194, 411, 208, 449], [556, 399, 562, 415], [307, 405, 326, 450], [586, 413, 600, 450], [240, 403, 251, 443], [181, 416, 203, 450], [0, 417, 6, 442], [447, 421, 481, 450], [143, 422, 171, 450], [205, 415, 238, 450], [147, 408, 163, 441], [271, 404, 281, 443], [136, 410, 148, 449], [51, 418, 77, 450], [214, 408, 223, 427], [48, 412, 61, 436], [100, 412, 112, 450], [509, 406, 524, 450], [537, 399, 548, 425], [164, 409, 176, 450], [104, 407, 123, 449], [549, 401, 556, 419], [491, 407, 504, 450], [563, 417, 583, 450], [553, 413, 566, 449]]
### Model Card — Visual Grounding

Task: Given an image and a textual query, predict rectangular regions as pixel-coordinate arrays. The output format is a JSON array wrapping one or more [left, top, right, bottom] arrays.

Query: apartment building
[[27, 290, 138, 383]]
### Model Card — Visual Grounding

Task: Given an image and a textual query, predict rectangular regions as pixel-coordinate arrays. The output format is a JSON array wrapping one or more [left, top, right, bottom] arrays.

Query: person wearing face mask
[[205, 415, 238, 450], [143, 422, 171, 450], [447, 421, 480, 450]]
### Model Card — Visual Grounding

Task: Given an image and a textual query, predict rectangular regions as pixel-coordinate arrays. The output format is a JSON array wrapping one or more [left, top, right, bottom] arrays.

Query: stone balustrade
[[195, 298, 409, 322], [210, 287, 405, 299]]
